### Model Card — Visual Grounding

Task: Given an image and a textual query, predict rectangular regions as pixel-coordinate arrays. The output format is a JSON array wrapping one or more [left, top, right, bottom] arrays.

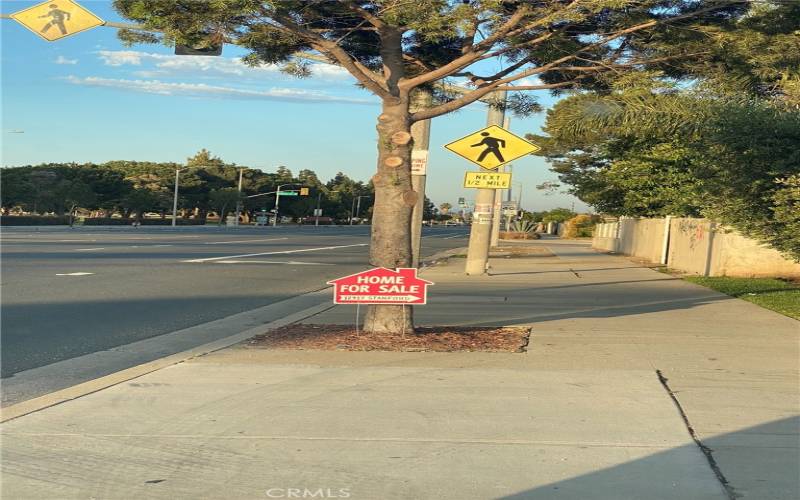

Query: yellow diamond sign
[[11, 0, 104, 42], [445, 125, 540, 170]]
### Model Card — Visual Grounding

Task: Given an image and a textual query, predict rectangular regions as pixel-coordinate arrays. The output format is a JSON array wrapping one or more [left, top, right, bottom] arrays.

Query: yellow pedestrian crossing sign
[[444, 125, 540, 170], [11, 0, 104, 42]]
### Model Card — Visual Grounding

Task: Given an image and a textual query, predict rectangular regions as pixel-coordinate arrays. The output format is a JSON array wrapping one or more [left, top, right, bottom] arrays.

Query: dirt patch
[[499, 231, 541, 240], [245, 324, 531, 353]]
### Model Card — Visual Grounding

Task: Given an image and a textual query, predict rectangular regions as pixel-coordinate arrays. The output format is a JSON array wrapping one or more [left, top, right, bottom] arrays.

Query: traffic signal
[[300, 187, 310, 196]]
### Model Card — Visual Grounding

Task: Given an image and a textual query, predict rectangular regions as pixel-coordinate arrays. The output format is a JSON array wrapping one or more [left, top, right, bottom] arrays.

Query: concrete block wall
[[593, 222, 619, 252], [618, 218, 666, 263], [713, 229, 800, 278], [667, 219, 715, 276], [592, 217, 800, 278]]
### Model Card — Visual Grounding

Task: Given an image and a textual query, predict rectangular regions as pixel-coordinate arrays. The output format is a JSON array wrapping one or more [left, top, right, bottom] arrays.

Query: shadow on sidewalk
[[467, 293, 727, 328], [500, 416, 800, 500], [488, 266, 652, 276]]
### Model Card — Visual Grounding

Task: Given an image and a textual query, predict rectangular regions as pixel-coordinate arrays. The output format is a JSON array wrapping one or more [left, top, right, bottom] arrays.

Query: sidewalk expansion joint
[[656, 369, 740, 500]]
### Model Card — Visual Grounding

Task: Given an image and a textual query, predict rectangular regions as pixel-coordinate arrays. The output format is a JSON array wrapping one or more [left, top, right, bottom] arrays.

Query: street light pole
[[273, 183, 298, 227], [351, 195, 370, 225], [234, 167, 244, 226], [171, 167, 188, 227], [315, 191, 323, 227]]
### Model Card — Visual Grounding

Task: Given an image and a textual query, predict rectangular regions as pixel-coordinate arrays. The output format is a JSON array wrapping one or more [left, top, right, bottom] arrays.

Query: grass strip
[[685, 276, 800, 320]]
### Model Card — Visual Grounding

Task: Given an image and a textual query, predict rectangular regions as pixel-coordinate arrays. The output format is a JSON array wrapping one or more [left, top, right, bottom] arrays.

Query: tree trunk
[[363, 99, 417, 334]]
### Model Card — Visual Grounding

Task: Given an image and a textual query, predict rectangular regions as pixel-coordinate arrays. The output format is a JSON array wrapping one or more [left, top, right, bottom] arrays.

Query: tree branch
[[399, 5, 532, 90], [343, 3, 387, 30], [412, 79, 585, 122], [503, 0, 583, 39], [269, 11, 391, 99]]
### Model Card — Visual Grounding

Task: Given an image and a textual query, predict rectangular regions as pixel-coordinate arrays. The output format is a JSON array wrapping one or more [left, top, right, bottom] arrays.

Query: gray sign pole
[[490, 116, 511, 247], [410, 89, 433, 268], [465, 90, 506, 275]]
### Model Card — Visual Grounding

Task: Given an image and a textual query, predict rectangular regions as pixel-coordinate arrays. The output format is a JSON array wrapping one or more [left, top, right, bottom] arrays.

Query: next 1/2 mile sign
[[327, 268, 434, 305]]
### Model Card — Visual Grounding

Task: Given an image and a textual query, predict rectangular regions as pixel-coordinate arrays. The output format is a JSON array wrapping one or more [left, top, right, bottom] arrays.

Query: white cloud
[[98, 50, 146, 66], [55, 55, 78, 65], [511, 76, 544, 88], [96, 50, 350, 81], [63, 75, 374, 104]]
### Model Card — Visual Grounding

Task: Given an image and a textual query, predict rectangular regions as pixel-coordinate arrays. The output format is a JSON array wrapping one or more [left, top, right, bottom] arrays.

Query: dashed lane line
[[182, 243, 368, 263]]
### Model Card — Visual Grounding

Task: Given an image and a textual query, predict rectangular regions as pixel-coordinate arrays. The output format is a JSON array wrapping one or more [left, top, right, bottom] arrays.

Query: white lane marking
[[204, 237, 289, 245], [183, 243, 368, 263], [55, 272, 94, 276], [214, 260, 334, 266], [442, 234, 467, 239], [74, 244, 173, 251]]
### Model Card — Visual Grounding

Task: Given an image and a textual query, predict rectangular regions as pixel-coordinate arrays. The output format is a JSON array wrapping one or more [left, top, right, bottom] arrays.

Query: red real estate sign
[[327, 267, 434, 305]]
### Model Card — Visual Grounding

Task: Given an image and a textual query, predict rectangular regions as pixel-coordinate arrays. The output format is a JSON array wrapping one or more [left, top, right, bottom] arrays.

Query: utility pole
[[410, 89, 433, 268], [490, 116, 511, 247], [465, 90, 506, 275]]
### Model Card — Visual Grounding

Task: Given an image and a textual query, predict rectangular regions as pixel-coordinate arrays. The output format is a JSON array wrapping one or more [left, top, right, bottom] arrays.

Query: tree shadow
[[500, 416, 799, 500], [488, 266, 656, 276]]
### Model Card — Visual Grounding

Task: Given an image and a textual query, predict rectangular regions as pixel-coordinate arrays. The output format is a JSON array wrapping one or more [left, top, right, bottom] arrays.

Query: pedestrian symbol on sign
[[39, 4, 71, 36], [444, 125, 540, 170], [10, 0, 104, 42], [471, 132, 506, 163]]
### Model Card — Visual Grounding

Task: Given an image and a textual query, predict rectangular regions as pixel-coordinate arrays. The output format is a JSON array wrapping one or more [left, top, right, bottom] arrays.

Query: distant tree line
[[0, 149, 377, 224]]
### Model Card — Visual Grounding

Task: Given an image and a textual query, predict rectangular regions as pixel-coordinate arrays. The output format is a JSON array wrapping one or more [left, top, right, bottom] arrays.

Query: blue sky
[[1, 0, 590, 212]]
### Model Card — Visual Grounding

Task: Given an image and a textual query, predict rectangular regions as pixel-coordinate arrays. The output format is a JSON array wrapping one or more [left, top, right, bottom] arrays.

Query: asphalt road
[[1, 225, 469, 384]]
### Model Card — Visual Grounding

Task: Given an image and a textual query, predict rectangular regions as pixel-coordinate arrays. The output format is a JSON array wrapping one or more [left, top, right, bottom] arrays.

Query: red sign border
[[327, 267, 433, 305]]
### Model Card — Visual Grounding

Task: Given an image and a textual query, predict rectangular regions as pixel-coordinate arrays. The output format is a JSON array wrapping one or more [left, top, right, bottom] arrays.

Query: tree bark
[[363, 99, 416, 334]]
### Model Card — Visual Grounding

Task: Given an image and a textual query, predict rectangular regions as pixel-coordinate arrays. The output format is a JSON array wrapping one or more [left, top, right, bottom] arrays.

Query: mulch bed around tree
[[245, 324, 531, 353]]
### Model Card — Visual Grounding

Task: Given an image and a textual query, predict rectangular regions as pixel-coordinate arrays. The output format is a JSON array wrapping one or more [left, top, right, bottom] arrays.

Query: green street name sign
[[278, 191, 299, 196]]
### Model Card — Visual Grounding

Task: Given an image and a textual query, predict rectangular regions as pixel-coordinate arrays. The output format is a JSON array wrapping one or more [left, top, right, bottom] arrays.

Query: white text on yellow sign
[[464, 171, 512, 189], [445, 125, 540, 170], [11, 0, 104, 42]]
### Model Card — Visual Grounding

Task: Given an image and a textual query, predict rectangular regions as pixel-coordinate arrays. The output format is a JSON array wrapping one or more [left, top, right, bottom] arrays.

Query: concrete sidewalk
[[2, 239, 797, 499]]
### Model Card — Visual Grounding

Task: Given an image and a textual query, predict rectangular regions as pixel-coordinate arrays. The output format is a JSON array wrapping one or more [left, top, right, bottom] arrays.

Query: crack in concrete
[[656, 369, 740, 500]]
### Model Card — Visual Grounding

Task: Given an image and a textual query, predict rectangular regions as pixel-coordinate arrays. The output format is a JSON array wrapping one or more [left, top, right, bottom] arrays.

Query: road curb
[[0, 297, 335, 423]]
